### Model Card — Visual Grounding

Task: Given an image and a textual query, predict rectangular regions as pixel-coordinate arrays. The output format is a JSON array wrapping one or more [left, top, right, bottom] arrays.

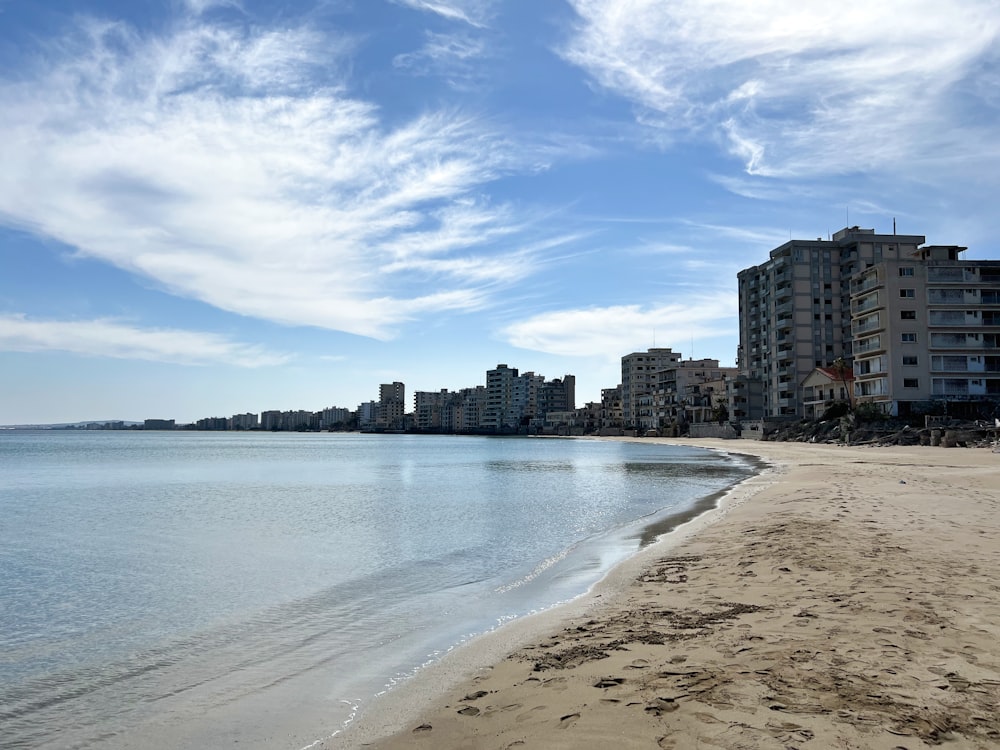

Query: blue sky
[[2, 0, 999, 423]]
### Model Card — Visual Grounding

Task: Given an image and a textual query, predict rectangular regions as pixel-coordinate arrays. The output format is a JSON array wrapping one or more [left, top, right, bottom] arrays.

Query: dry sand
[[341, 441, 1000, 750]]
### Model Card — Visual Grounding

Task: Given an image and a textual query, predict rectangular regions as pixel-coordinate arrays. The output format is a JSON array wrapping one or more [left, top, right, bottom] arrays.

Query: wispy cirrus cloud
[[562, 1, 1000, 179], [393, 31, 489, 90], [392, 0, 496, 27], [0, 314, 289, 366], [0, 14, 561, 339], [500, 292, 736, 359]]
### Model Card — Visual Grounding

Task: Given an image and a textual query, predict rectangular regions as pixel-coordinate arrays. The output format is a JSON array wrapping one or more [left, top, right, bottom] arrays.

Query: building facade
[[621, 348, 682, 427], [850, 247, 1000, 417], [738, 227, 926, 417]]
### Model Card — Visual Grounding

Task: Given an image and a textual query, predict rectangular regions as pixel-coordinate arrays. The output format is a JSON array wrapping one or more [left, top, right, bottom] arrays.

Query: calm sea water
[[0, 431, 753, 749]]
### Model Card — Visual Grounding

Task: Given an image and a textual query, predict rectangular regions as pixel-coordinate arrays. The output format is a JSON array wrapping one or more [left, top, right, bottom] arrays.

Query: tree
[[832, 357, 853, 411]]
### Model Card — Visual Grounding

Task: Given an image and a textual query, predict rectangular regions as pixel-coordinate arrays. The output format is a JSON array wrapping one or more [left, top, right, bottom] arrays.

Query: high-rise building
[[737, 227, 926, 417], [621, 348, 681, 427], [377, 382, 406, 430]]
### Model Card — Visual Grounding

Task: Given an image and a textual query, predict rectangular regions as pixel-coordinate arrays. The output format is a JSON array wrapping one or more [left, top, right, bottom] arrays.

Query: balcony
[[775, 300, 793, 316], [851, 275, 881, 296], [853, 319, 882, 335], [851, 293, 881, 315], [854, 335, 883, 355]]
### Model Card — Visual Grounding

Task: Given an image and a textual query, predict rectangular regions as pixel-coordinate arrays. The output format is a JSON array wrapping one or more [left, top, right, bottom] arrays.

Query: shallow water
[[0, 431, 752, 749]]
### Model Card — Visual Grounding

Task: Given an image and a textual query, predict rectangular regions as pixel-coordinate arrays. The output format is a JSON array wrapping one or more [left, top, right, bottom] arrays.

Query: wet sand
[[338, 441, 1000, 750]]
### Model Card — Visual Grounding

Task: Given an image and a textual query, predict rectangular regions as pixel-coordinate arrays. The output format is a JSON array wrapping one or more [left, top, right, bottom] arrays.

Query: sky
[[1, 0, 999, 424]]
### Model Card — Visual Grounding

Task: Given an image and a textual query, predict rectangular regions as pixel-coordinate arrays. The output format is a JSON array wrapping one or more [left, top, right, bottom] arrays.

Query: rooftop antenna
[[893, 217, 896, 235]]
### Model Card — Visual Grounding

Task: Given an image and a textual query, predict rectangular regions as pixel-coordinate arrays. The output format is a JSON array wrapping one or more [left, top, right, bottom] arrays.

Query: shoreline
[[331, 439, 782, 748], [341, 440, 1000, 749]]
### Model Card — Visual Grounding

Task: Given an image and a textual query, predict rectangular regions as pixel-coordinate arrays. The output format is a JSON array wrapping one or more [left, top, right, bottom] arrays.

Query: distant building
[[414, 389, 453, 431], [377, 382, 406, 430], [230, 412, 259, 430], [599, 386, 623, 431], [357, 401, 377, 430], [621, 348, 682, 427], [318, 406, 350, 430], [195, 416, 228, 430], [647, 358, 735, 430], [143, 419, 175, 430]]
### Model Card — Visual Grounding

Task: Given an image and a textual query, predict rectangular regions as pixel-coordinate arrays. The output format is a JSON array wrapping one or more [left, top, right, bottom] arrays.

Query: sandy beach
[[336, 440, 1000, 750]]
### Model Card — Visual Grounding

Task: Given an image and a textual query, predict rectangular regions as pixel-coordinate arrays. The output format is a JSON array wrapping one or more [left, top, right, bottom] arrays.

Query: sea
[[0, 431, 755, 749]]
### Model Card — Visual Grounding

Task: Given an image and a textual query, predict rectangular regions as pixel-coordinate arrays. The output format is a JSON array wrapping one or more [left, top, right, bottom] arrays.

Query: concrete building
[[849, 247, 1000, 417], [482, 364, 520, 432], [621, 348, 682, 427], [376, 382, 406, 430], [535, 376, 576, 425], [599, 386, 623, 432], [651, 359, 737, 430], [480, 365, 578, 433], [229, 412, 259, 430], [738, 227, 927, 417], [726, 375, 765, 423], [318, 407, 350, 430], [357, 401, 377, 430], [414, 389, 453, 431]]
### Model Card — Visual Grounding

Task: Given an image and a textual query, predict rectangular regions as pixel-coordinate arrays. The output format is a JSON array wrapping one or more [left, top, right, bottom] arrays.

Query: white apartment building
[[738, 227, 926, 417], [850, 247, 1000, 417]]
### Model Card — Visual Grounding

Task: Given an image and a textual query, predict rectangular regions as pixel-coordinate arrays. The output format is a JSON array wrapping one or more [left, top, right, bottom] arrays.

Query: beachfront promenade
[[345, 440, 1000, 750]]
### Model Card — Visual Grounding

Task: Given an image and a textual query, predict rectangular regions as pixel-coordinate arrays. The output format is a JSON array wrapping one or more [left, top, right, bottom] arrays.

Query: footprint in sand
[[594, 677, 625, 688], [559, 713, 581, 728], [456, 705, 480, 716], [515, 706, 547, 723]]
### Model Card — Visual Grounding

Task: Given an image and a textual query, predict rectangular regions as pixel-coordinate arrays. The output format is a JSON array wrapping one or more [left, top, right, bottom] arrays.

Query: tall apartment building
[[536, 376, 576, 422], [621, 348, 682, 427], [850, 247, 1000, 417], [481, 365, 578, 432], [376, 382, 406, 430], [737, 227, 926, 417], [414, 389, 453, 431], [482, 364, 520, 431]]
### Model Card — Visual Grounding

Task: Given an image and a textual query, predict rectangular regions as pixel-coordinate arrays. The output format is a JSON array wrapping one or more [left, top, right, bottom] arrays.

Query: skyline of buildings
[[24, 225, 1000, 433]]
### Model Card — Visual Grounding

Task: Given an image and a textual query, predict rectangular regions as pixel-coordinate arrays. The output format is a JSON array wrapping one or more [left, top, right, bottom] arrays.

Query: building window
[[899, 288, 915, 298], [900, 310, 917, 320], [902, 356, 918, 366], [903, 378, 919, 388], [898, 267, 914, 277], [901, 333, 917, 343]]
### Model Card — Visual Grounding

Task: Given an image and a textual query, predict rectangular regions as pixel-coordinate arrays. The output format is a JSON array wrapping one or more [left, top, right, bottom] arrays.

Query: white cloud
[[562, 1, 1000, 178], [0, 314, 289, 367], [392, 0, 496, 27], [393, 32, 489, 89], [499, 292, 736, 358], [0, 16, 555, 339]]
